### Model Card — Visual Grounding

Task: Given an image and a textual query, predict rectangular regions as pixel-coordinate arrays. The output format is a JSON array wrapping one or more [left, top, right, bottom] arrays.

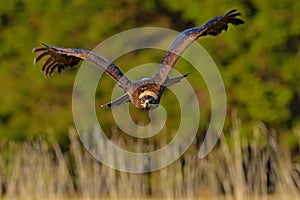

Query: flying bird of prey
[[33, 9, 244, 110]]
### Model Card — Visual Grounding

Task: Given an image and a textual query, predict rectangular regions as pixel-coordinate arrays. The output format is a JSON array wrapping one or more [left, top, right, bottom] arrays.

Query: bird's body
[[33, 9, 244, 110]]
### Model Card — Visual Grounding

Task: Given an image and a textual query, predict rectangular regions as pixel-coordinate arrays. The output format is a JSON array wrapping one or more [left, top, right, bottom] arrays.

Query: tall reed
[[1, 118, 299, 199]]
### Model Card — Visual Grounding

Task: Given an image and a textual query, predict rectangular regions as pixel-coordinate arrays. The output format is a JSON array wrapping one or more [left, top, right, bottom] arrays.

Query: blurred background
[[0, 0, 300, 199]]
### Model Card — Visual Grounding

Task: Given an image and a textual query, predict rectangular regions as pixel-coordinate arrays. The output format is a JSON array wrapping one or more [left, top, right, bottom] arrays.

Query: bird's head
[[139, 91, 159, 110]]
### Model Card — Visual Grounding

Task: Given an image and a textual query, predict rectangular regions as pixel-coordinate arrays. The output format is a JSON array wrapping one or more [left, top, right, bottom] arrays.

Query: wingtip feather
[[226, 9, 238, 15], [40, 42, 49, 47]]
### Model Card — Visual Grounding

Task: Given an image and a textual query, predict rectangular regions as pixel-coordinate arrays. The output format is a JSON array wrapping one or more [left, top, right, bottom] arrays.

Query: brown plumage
[[33, 9, 244, 110], [33, 44, 81, 76]]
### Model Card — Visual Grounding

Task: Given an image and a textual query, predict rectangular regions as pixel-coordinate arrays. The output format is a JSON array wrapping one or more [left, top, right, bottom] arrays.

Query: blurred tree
[[0, 0, 194, 141], [0, 0, 299, 143], [163, 0, 300, 129]]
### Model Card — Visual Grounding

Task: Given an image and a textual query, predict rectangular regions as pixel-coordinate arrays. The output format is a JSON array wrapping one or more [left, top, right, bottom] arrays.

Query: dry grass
[[1, 118, 300, 199]]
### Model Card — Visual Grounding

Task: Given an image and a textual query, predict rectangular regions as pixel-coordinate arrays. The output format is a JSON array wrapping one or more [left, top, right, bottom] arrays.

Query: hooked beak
[[142, 100, 150, 110], [141, 100, 158, 110]]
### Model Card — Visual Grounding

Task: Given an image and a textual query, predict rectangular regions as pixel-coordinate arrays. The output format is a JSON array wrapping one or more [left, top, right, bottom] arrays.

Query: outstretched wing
[[154, 9, 244, 85], [33, 43, 132, 91]]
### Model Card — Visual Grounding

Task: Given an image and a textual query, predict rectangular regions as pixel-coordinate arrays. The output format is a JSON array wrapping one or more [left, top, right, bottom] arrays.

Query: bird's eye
[[150, 99, 156, 104]]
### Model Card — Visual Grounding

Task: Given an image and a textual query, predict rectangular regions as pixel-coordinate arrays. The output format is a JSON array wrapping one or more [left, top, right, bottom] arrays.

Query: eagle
[[33, 9, 243, 110]]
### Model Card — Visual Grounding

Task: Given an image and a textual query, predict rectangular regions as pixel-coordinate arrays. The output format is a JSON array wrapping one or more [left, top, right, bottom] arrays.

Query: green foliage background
[[0, 0, 299, 145]]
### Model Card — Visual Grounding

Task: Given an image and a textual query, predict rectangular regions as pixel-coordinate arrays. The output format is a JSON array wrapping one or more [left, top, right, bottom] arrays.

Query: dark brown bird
[[33, 9, 244, 110]]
